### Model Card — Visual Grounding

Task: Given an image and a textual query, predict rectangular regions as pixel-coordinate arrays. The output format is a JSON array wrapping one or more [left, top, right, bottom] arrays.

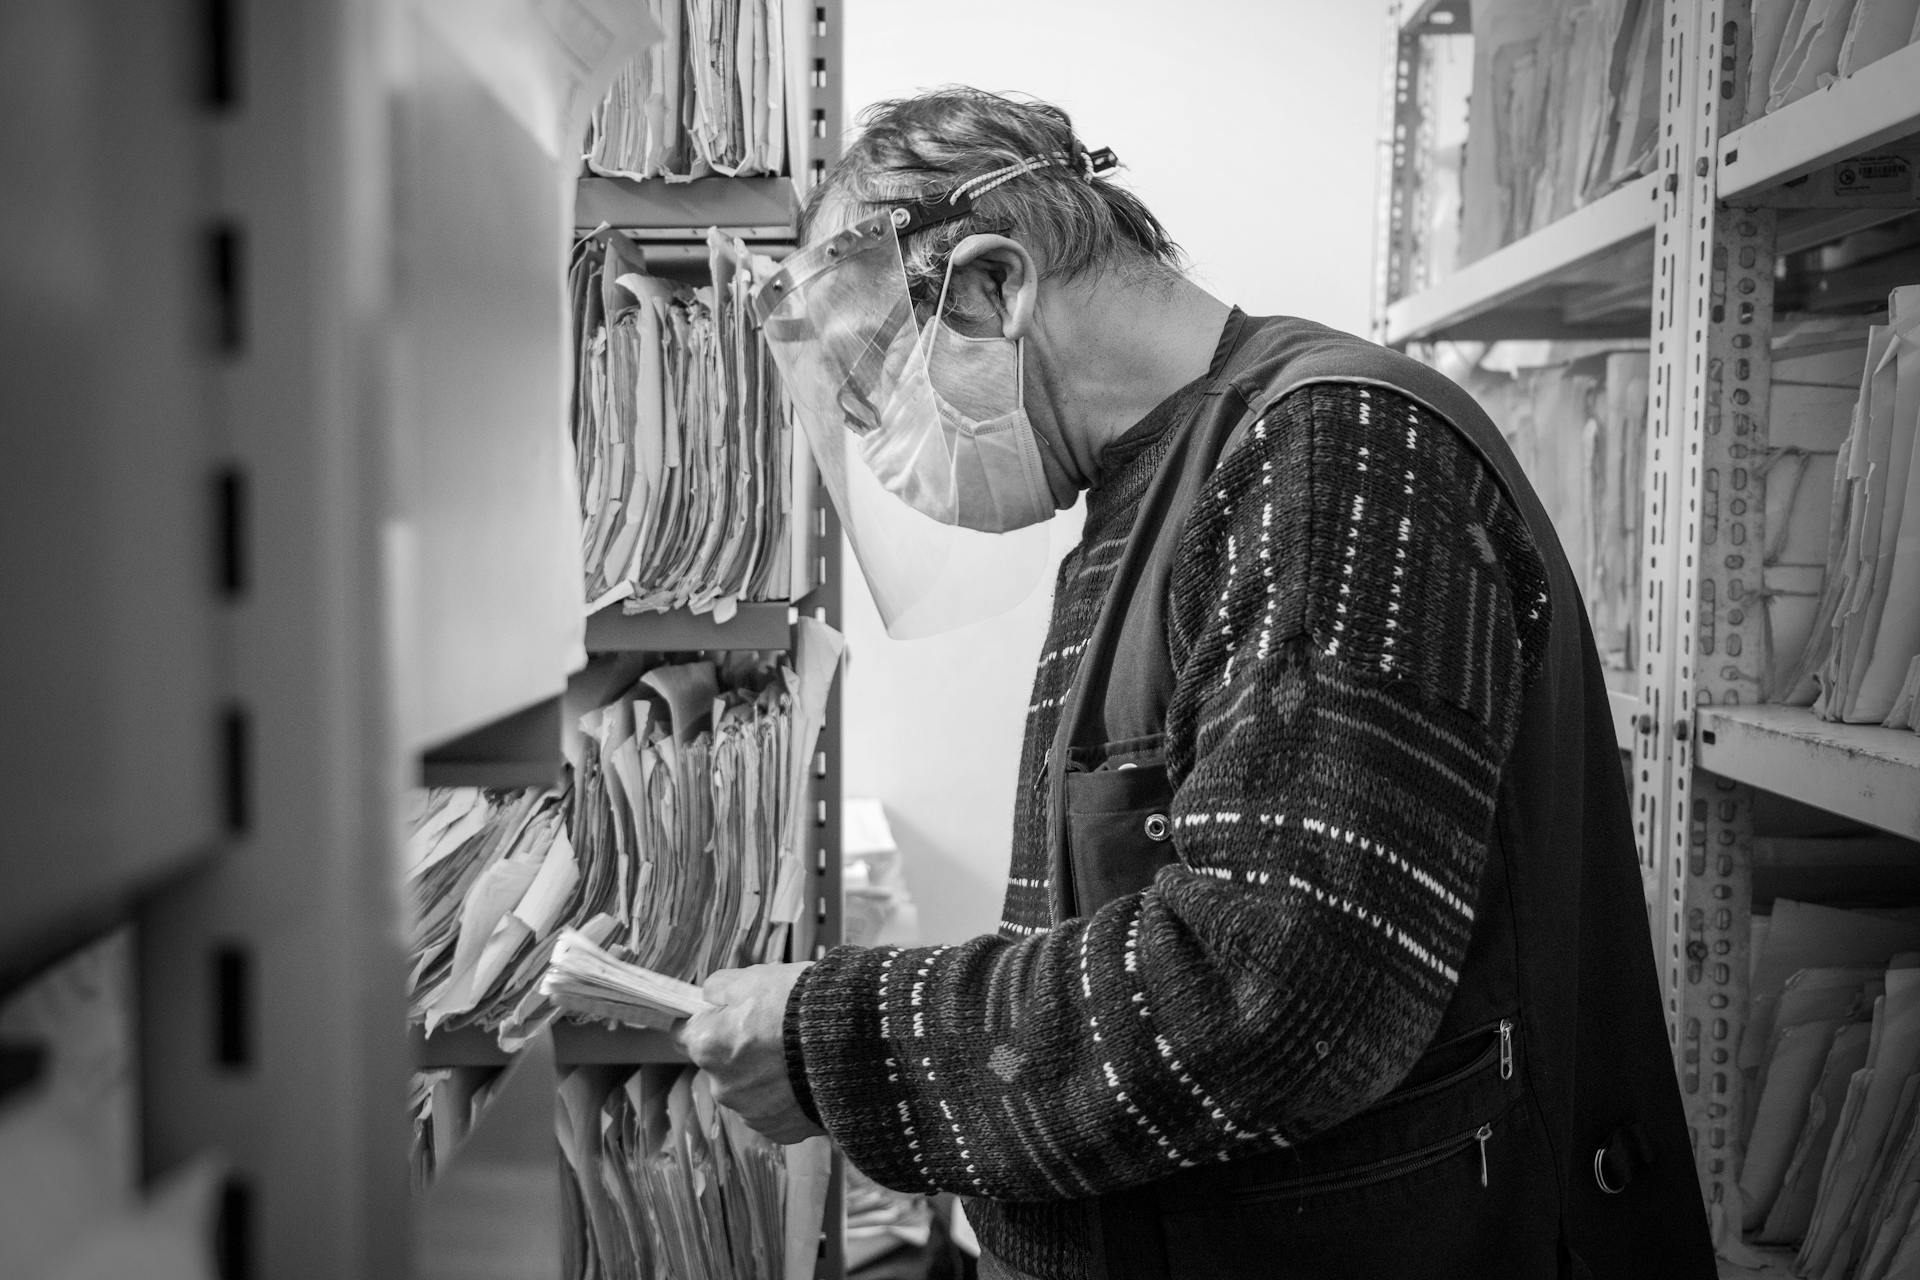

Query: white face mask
[[916, 265, 1058, 534]]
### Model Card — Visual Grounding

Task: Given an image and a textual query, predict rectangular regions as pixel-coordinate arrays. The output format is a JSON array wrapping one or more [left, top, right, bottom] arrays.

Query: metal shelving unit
[[407, 3, 851, 1276], [1379, 0, 1920, 1258]]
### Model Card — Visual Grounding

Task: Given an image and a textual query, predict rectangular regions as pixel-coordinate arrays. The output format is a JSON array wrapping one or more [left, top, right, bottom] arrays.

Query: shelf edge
[[1719, 43, 1920, 202], [584, 600, 794, 652], [1695, 705, 1920, 840], [1384, 175, 1661, 345]]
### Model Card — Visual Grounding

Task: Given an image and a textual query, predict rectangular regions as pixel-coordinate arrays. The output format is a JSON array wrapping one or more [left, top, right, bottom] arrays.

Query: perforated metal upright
[[1647, 0, 1780, 1228], [802, 14, 849, 1280]]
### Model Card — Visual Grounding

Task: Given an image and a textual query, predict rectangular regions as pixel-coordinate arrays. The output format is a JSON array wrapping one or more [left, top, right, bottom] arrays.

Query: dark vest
[[1041, 310, 1716, 1279]]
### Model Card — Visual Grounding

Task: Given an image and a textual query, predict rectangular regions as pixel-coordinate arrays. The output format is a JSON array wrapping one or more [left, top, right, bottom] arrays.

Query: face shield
[[752, 211, 1055, 639]]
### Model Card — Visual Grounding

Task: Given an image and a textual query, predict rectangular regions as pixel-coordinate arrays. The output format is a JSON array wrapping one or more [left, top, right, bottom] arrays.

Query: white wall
[[840, 0, 1394, 943]]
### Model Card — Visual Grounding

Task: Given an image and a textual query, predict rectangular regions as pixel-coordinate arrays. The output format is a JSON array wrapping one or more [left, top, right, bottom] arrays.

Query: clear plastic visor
[[752, 214, 1048, 639]]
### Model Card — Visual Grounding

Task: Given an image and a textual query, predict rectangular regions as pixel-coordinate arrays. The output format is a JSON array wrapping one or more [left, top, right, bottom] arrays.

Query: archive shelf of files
[[1379, 1, 1920, 1274], [0, 1, 849, 1278]]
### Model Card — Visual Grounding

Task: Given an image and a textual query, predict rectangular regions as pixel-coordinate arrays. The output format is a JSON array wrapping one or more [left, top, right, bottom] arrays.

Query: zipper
[[1219, 1118, 1499, 1205], [1382, 1020, 1504, 1108]]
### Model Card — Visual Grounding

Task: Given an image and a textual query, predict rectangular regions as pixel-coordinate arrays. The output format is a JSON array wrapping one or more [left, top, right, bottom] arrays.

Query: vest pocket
[[1210, 1114, 1505, 1207], [1151, 1095, 1559, 1280], [1151, 1017, 1526, 1218], [1062, 753, 1177, 916]]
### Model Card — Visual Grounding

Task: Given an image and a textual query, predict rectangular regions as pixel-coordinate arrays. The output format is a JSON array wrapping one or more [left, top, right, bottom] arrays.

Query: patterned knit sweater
[[784, 380, 1550, 1279]]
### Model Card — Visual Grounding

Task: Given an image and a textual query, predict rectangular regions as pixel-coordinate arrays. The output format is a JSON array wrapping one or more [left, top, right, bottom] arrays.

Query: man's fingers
[[701, 967, 748, 1003], [675, 1007, 729, 1066]]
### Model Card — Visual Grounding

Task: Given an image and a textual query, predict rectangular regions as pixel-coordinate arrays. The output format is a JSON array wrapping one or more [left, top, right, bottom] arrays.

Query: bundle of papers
[[1455, 345, 1650, 672], [1779, 287, 1920, 726], [541, 929, 716, 1030], [584, 0, 798, 180], [1459, 0, 1661, 264], [1747, 0, 1920, 123], [404, 620, 844, 1050], [556, 1064, 831, 1280], [1734, 900, 1920, 1277], [407, 788, 581, 1036], [570, 227, 816, 620], [1764, 318, 1878, 700]]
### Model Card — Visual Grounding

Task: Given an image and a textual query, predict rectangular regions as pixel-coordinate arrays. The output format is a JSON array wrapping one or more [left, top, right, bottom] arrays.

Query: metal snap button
[[1144, 813, 1171, 842]]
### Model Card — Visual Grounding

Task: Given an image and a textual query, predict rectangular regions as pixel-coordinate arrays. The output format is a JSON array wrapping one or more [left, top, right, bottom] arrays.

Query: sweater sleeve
[[785, 382, 1548, 1202]]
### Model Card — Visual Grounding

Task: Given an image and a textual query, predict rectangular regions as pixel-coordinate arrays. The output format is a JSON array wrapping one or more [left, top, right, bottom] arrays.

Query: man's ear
[[946, 234, 1040, 339]]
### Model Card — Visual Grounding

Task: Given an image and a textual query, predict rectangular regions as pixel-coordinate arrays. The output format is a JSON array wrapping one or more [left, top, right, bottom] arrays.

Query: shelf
[[1695, 705, 1920, 840], [414, 1021, 688, 1068], [554, 1023, 686, 1064], [585, 600, 794, 651], [415, 599, 808, 789], [418, 694, 566, 790], [1720, 42, 1920, 203], [575, 175, 799, 237], [1382, 175, 1662, 344]]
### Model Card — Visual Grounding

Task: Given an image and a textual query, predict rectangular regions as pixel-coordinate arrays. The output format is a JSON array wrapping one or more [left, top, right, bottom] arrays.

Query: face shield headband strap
[[886, 145, 1119, 238]]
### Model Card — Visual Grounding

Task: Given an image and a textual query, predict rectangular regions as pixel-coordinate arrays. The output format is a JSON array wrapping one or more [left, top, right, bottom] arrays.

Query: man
[[678, 87, 1716, 1279]]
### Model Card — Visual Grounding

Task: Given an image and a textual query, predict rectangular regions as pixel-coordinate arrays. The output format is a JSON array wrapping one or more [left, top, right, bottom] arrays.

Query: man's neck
[[1023, 271, 1232, 495]]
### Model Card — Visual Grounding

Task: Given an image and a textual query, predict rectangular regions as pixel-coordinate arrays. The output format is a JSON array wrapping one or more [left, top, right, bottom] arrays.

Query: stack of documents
[[584, 0, 799, 180], [1590, 351, 1651, 671], [1735, 901, 1920, 1276], [1765, 319, 1878, 700], [1779, 287, 1920, 726], [1460, 0, 1662, 264], [405, 620, 844, 1051], [1457, 345, 1650, 672], [570, 227, 817, 620], [556, 1064, 831, 1280], [1747, 0, 1920, 123]]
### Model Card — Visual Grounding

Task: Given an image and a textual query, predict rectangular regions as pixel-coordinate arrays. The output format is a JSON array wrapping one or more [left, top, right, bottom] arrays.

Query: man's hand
[[675, 962, 825, 1145]]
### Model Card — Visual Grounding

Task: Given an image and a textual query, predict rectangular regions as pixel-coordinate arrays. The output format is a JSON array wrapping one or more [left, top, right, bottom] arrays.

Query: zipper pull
[[1476, 1123, 1493, 1188], [1499, 1019, 1514, 1080]]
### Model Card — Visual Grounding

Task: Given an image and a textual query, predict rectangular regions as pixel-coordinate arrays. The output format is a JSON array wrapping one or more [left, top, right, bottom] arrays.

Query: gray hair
[[802, 87, 1183, 314]]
